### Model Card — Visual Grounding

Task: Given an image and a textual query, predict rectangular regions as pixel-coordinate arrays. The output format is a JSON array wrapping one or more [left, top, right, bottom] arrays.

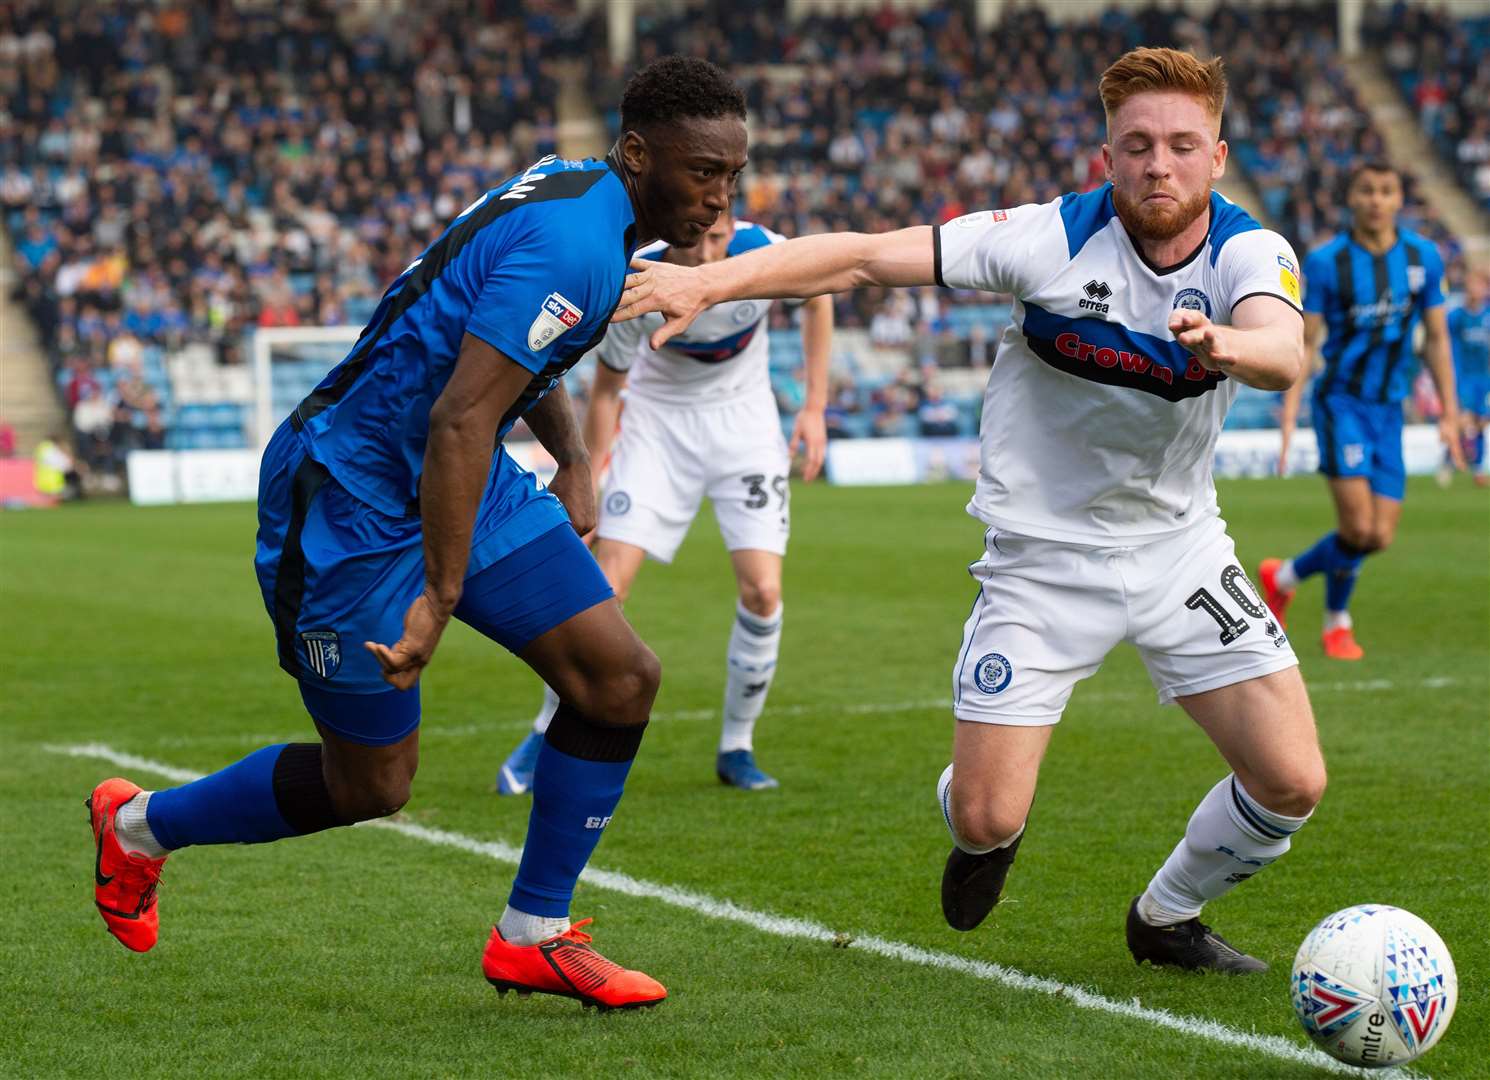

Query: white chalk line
[[138, 673, 1465, 749], [46, 741, 1426, 1079]]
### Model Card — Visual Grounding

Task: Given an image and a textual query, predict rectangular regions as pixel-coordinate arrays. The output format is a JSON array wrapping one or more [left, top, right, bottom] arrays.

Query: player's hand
[[549, 459, 597, 535], [364, 588, 451, 691], [789, 406, 828, 482], [1169, 309, 1236, 372], [613, 257, 711, 349], [1440, 415, 1468, 472]]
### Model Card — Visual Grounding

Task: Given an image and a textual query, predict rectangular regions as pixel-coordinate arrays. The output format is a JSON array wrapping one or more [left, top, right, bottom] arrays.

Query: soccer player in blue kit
[[1445, 267, 1490, 485], [1262, 162, 1463, 660], [85, 56, 748, 1011]]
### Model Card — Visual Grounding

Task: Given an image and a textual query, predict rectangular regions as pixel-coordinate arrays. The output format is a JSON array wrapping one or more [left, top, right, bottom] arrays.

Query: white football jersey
[[597, 221, 784, 407], [936, 186, 1302, 544]]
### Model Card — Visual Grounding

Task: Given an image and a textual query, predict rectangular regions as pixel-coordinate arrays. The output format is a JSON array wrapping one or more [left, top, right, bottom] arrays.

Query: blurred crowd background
[[1, 0, 1486, 488]]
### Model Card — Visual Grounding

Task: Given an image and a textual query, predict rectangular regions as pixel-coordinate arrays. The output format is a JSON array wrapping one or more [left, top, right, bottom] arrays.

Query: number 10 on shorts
[[1185, 564, 1274, 646]]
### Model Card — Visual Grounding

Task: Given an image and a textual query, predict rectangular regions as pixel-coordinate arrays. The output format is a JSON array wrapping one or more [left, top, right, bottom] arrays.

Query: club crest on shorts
[[300, 630, 341, 679], [1174, 288, 1212, 318], [527, 291, 583, 352], [974, 652, 1013, 694], [605, 490, 631, 515]]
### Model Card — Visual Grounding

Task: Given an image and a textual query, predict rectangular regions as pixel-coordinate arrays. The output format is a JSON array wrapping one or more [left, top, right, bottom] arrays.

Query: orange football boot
[[482, 919, 666, 1011], [1257, 558, 1294, 629], [87, 778, 167, 952], [1321, 626, 1364, 661]]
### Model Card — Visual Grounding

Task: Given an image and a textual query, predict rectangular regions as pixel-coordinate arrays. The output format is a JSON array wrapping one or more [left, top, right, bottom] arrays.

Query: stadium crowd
[[1375, 1, 1490, 212], [0, 0, 1478, 477], [1, 0, 597, 473]]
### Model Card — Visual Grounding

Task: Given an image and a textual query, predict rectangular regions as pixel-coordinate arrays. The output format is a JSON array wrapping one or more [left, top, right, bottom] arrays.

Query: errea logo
[[1079, 279, 1113, 315]]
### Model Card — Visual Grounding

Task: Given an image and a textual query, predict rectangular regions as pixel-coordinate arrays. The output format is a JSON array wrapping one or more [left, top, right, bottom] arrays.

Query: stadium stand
[[1375, 2, 1490, 213], [1, 0, 1479, 478]]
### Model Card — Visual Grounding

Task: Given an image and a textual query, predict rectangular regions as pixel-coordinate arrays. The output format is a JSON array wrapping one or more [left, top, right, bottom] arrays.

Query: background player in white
[[617, 47, 1326, 972], [497, 210, 832, 793]]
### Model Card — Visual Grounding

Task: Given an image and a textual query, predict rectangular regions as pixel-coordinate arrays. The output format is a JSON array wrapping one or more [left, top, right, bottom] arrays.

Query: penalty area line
[[47, 741, 1423, 1080]]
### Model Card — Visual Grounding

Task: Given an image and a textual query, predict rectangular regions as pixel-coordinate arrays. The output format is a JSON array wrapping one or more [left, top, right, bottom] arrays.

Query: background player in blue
[[1444, 267, 1490, 486], [84, 57, 749, 1011], [1263, 162, 1463, 660]]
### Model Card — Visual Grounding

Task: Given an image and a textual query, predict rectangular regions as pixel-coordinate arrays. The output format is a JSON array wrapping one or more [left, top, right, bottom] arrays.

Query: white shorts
[[952, 513, 1298, 724], [596, 391, 790, 563]]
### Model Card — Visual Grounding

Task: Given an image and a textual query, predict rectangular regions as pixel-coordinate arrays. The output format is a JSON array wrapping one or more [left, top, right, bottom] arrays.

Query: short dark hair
[[1346, 160, 1400, 190], [619, 55, 746, 135]]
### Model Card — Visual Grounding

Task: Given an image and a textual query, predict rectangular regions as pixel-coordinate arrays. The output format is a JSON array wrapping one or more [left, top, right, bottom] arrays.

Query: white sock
[[1139, 774, 1311, 925], [1324, 609, 1352, 632], [498, 905, 570, 946], [113, 792, 169, 858], [532, 683, 560, 735], [719, 601, 782, 753], [1275, 559, 1299, 591], [936, 763, 1024, 856]]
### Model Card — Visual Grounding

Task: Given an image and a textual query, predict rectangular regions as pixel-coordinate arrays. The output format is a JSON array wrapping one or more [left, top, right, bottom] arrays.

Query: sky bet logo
[[1079, 279, 1112, 315], [544, 293, 582, 328]]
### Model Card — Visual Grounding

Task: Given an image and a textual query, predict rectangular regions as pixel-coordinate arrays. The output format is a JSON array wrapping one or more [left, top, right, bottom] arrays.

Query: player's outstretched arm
[[1277, 313, 1325, 475], [791, 295, 833, 482], [365, 333, 534, 690], [1421, 307, 1467, 471], [615, 227, 937, 349], [1169, 294, 1305, 392], [580, 362, 628, 487], [525, 381, 597, 535]]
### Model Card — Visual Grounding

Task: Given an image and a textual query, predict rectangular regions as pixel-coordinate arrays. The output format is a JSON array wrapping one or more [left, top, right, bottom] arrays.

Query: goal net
[[249, 326, 364, 450]]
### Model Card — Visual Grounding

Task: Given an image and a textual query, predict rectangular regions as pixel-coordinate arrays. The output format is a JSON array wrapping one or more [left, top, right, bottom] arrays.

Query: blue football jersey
[[1302, 229, 1445, 404], [289, 153, 638, 517], [1448, 302, 1490, 382]]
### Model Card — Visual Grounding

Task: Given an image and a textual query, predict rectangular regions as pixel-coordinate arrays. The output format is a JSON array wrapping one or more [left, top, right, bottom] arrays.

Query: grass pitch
[[3, 477, 1486, 1078]]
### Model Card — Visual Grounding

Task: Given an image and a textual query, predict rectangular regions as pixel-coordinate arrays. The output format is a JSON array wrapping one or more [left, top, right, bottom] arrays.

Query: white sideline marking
[[140, 673, 1466, 749], [49, 741, 1424, 1078]]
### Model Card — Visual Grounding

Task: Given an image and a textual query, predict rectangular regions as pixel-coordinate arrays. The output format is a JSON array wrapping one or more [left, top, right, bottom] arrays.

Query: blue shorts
[[255, 426, 613, 745], [1312, 391, 1406, 501], [1459, 375, 1490, 419]]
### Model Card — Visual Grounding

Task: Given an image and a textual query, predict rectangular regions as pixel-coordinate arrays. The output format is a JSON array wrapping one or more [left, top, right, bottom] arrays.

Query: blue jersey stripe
[[1314, 231, 1439, 404], [1378, 242, 1424, 404]]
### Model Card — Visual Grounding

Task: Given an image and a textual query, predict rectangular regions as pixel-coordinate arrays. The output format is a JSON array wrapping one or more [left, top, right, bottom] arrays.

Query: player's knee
[[1337, 519, 1374, 551], [950, 799, 1025, 852], [1250, 762, 1327, 819], [738, 578, 781, 617], [324, 756, 417, 822], [582, 643, 661, 727], [1368, 524, 1395, 552]]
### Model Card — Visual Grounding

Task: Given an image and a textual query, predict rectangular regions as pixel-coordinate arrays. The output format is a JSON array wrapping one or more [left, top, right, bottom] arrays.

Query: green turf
[[3, 477, 1486, 1078]]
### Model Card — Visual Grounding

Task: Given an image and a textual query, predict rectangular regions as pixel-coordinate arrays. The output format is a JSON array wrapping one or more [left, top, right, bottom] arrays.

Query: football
[[1291, 905, 1458, 1068]]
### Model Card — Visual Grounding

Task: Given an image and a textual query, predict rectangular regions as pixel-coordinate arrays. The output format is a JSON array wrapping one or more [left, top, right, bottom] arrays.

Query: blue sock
[[1470, 431, 1485, 469], [508, 705, 646, 917], [1325, 539, 1367, 612], [146, 743, 342, 849], [1290, 531, 1341, 581]]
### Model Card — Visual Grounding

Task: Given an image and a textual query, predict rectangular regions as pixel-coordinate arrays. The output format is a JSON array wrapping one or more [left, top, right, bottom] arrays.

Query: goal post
[[250, 326, 364, 450]]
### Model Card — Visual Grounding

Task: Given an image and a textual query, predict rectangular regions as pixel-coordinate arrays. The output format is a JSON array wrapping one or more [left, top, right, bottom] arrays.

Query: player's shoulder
[[1204, 192, 1275, 266], [1398, 228, 1444, 269], [1054, 184, 1115, 259], [1302, 233, 1350, 274], [636, 239, 670, 263], [726, 220, 785, 255]]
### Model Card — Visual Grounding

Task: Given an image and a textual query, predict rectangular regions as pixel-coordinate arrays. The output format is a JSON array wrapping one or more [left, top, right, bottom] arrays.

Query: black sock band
[[272, 743, 343, 835], [1333, 535, 1369, 559], [544, 703, 647, 763]]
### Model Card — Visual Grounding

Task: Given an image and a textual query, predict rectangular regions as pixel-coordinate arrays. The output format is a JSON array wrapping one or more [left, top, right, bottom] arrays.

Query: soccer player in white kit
[[497, 210, 833, 793], [615, 47, 1327, 972]]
